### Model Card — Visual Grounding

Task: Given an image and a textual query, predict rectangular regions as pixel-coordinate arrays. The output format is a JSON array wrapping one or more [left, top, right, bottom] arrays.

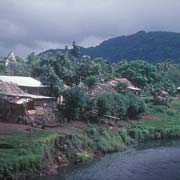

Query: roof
[[0, 92, 55, 100], [0, 81, 25, 94], [89, 78, 141, 97], [127, 86, 141, 91], [5, 51, 16, 66], [89, 83, 116, 97], [0, 76, 44, 87], [108, 78, 133, 87], [0, 81, 54, 104], [0, 51, 17, 66], [5, 98, 31, 105]]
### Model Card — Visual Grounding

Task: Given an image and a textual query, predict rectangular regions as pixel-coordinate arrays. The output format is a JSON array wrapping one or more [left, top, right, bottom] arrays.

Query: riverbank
[[1, 99, 180, 179], [31, 139, 180, 180]]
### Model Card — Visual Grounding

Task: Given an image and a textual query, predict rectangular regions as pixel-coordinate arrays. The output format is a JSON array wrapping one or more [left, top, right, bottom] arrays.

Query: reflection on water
[[31, 139, 180, 180]]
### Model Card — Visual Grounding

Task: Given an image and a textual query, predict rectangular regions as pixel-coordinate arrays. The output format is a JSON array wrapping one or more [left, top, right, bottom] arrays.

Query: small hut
[[108, 78, 141, 94], [0, 81, 57, 125], [89, 83, 116, 97], [88, 78, 141, 97]]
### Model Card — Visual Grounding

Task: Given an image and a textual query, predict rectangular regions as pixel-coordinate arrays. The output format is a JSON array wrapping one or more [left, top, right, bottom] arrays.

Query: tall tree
[[71, 41, 79, 64]]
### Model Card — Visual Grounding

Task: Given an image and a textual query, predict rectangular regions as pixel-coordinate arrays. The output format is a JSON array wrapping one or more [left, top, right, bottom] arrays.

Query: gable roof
[[0, 76, 44, 87], [0, 51, 17, 66], [108, 78, 133, 87], [5, 51, 16, 66]]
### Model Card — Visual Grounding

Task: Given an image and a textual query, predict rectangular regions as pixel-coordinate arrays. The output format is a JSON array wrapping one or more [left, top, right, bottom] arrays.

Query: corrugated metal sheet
[[0, 76, 43, 87], [0, 92, 55, 99]]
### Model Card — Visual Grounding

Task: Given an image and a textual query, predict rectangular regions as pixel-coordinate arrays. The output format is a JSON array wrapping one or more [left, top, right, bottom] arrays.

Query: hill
[[39, 31, 180, 63]]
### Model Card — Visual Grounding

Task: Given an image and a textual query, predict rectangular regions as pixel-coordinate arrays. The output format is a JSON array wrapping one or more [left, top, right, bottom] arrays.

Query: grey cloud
[[0, 0, 180, 58]]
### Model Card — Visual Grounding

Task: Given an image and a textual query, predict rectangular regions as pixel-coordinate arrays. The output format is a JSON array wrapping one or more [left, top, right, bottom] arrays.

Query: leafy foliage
[[81, 31, 180, 63], [39, 65, 64, 96], [125, 92, 146, 118], [42, 31, 180, 63], [96, 92, 145, 119], [115, 82, 128, 94], [115, 60, 158, 88], [63, 87, 93, 121], [84, 75, 97, 88]]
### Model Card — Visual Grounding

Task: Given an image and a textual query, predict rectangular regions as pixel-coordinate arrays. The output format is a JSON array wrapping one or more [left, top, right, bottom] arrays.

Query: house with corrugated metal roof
[[0, 80, 58, 126], [0, 75, 52, 96]]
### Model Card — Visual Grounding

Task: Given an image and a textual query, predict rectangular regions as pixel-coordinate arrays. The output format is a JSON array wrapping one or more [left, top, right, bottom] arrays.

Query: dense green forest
[[40, 31, 180, 63], [30, 50, 180, 95]]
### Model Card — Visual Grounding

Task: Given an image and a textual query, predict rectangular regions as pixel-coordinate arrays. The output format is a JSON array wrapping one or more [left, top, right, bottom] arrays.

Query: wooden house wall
[[19, 86, 54, 96]]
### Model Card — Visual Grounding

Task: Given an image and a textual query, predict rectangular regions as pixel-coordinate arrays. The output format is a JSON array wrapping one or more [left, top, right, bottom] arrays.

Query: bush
[[115, 82, 128, 94], [84, 75, 97, 88], [125, 92, 146, 118], [96, 92, 145, 120], [96, 93, 128, 119], [144, 80, 176, 97], [63, 87, 93, 121]]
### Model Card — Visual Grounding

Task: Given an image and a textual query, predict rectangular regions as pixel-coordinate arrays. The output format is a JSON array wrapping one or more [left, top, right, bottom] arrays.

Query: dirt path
[[0, 121, 89, 135], [0, 122, 30, 134], [0, 114, 159, 135]]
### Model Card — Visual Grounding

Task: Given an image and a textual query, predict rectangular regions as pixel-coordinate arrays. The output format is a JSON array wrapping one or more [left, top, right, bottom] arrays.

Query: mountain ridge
[[39, 31, 180, 63]]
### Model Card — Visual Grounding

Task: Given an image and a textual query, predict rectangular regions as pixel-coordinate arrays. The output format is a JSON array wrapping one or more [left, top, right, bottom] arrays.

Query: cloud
[[79, 36, 106, 47], [0, 0, 180, 58]]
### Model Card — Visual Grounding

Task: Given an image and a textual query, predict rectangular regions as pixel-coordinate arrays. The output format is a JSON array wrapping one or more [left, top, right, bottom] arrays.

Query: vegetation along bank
[[1, 98, 180, 180]]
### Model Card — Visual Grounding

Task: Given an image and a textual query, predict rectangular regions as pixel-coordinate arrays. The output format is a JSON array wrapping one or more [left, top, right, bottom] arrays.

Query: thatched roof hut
[[0, 81, 56, 124], [89, 83, 116, 97], [89, 78, 141, 97], [108, 78, 133, 87]]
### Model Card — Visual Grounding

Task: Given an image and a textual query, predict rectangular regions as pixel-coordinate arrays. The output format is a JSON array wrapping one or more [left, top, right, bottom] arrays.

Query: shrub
[[96, 93, 128, 119], [84, 75, 97, 88], [125, 92, 146, 118], [63, 87, 93, 121], [96, 92, 145, 120], [145, 80, 176, 97], [115, 82, 128, 94]]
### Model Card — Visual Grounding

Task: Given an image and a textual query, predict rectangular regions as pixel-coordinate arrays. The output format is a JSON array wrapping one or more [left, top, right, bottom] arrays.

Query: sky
[[0, 0, 180, 58]]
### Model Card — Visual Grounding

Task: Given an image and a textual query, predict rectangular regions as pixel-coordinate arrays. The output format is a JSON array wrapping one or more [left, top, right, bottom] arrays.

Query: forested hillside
[[40, 31, 180, 63]]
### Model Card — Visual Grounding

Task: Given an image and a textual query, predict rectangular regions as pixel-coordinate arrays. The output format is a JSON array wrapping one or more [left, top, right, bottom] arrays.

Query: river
[[32, 140, 180, 180]]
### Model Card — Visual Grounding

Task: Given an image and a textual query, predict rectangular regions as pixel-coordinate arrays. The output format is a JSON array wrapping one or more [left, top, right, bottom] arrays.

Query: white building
[[0, 51, 17, 67]]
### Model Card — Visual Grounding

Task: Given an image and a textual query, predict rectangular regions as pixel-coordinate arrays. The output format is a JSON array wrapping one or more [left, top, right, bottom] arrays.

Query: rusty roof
[[0, 81, 25, 94]]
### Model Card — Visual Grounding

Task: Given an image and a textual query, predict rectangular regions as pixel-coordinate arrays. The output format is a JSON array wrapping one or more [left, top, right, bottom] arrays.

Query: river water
[[32, 140, 180, 180]]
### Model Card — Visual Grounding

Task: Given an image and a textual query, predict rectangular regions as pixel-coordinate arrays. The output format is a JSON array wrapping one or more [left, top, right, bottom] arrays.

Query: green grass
[[0, 129, 57, 179], [128, 98, 180, 140], [85, 126, 129, 153], [138, 104, 180, 129]]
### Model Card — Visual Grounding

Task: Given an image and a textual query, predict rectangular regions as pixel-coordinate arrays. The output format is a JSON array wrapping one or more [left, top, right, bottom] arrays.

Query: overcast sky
[[0, 0, 180, 58]]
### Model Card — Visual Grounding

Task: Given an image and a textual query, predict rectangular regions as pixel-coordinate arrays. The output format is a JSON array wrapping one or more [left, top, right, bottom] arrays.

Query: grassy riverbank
[[0, 130, 58, 179], [1, 99, 180, 179]]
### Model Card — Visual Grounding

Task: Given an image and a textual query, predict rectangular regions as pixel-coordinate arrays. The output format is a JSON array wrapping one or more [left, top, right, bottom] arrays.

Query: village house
[[0, 75, 52, 96], [108, 78, 142, 94], [88, 78, 141, 97], [0, 81, 58, 126]]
